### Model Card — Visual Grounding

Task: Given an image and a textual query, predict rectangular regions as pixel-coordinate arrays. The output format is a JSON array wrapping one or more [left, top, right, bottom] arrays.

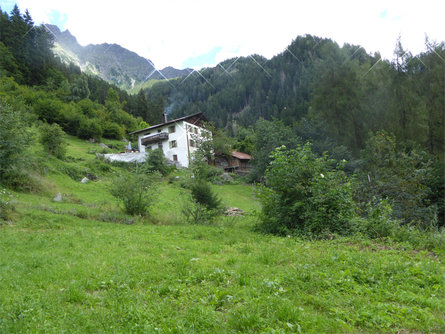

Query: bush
[[110, 168, 160, 216], [39, 122, 66, 159], [182, 179, 222, 224], [0, 188, 15, 223], [0, 101, 31, 179], [145, 149, 172, 176], [256, 144, 357, 237], [2, 166, 42, 192], [33, 98, 63, 124], [360, 199, 400, 239], [354, 131, 437, 228], [102, 122, 124, 139], [359, 198, 445, 252], [77, 118, 103, 140]]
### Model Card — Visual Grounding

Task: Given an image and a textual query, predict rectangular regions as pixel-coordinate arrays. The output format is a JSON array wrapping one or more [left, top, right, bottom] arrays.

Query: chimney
[[163, 112, 167, 123]]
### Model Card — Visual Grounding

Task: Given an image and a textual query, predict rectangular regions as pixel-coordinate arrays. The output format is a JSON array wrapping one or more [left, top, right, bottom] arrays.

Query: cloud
[[8, 0, 445, 69]]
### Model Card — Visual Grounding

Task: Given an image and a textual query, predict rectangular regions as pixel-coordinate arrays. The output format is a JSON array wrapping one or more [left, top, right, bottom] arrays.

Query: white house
[[129, 112, 211, 168]]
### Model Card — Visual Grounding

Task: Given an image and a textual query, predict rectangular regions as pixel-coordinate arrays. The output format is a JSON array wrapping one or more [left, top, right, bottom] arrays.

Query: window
[[189, 139, 196, 147], [146, 146, 151, 150], [168, 125, 175, 133], [169, 140, 177, 149], [158, 143, 163, 151], [173, 154, 178, 161], [157, 129, 162, 133], [194, 127, 198, 134]]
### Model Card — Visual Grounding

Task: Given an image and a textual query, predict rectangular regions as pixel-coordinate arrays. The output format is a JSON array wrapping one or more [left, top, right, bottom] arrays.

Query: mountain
[[45, 24, 192, 91], [143, 35, 444, 159]]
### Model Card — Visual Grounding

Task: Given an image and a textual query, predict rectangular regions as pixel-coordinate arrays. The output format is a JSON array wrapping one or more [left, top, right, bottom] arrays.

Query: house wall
[[137, 120, 211, 168]]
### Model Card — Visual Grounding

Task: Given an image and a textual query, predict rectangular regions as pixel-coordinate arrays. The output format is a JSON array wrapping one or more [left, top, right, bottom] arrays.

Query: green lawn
[[1, 139, 444, 333]]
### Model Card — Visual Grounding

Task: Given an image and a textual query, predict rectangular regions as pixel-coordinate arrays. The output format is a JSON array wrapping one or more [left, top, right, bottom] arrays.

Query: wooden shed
[[215, 151, 252, 175]]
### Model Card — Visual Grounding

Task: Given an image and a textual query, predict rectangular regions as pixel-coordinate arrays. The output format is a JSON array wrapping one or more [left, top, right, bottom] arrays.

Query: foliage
[[102, 121, 124, 139], [39, 122, 66, 159], [257, 144, 357, 236], [190, 180, 222, 211], [76, 118, 103, 140], [183, 180, 222, 225], [360, 199, 400, 239], [0, 100, 31, 183], [145, 149, 171, 176], [355, 131, 437, 228], [110, 168, 160, 216], [0, 188, 14, 222], [187, 128, 222, 181], [249, 118, 300, 182]]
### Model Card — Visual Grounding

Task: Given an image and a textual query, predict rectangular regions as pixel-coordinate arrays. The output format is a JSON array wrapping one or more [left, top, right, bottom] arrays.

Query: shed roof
[[231, 151, 251, 160]]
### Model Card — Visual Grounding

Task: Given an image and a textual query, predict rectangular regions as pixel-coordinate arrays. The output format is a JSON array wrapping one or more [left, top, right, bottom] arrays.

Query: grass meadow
[[0, 137, 444, 333]]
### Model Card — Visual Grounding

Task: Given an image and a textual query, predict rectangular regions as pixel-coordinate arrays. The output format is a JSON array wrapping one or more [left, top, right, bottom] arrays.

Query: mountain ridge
[[45, 24, 192, 91]]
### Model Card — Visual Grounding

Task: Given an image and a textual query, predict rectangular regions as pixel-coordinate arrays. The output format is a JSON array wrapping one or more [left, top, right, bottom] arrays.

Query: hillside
[[1, 135, 444, 333], [143, 36, 445, 159], [45, 24, 192, 91]]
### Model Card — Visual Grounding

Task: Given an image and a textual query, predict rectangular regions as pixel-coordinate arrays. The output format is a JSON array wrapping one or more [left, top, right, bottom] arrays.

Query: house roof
[[231, 151, 251, 160], [129, 112, 207, 135]]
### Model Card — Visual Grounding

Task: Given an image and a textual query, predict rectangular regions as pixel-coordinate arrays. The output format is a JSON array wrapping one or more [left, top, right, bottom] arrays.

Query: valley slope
[[45, 24, 192, 91]]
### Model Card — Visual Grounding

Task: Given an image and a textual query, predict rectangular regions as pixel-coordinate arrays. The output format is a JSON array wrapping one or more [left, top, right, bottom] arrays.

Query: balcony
[[141, 132, 169, 145]]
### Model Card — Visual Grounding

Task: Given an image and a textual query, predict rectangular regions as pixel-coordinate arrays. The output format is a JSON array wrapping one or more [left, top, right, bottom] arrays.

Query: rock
[[224, 207, 244, 216], [53, 192, 62, 202], [80, 177, 89, 184], [122, 138, 128, 142], [86, 173, 97, 181], [88, 138, 95, 143], [221, 173, 233, 182], [99, 143, 109, 149], [214, 180, 223, 185]]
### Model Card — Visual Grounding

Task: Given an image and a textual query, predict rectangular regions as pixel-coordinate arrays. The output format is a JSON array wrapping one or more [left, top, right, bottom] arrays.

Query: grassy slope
[[0, 137, 444, 333]]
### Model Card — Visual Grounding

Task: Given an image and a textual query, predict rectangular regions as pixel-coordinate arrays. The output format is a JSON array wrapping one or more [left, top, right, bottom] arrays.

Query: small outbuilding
[[215, 151, 252, 175]]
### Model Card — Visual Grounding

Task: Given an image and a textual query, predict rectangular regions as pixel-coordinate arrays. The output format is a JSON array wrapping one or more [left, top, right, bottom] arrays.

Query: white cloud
[[12, 0, 445, 69]]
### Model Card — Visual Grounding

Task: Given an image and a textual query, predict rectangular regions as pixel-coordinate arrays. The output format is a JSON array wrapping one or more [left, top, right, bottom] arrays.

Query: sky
[[1, 0, 443, 70]]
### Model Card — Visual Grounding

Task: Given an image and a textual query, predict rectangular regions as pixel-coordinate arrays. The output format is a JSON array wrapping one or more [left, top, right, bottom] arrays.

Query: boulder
[[53, 192, 62, 202], [224, 207, 244, 216], [221, 173, 233, 182], [99, 143, 109, 149], [80, 177, 89, 184]]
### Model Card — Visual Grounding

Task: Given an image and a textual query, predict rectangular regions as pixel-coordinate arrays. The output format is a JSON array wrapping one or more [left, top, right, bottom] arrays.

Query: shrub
[[359, 198, 444, 252], [256, 143, 357, 237], [354, 131, 437, 228], [102, 122, 124, 139], [2, 166, 42, 192], [145, 149, 172, 176], [190, 180, 222, 211], [182, 179, 222, 224], [110, 168, 160, 216], [77, 118, 103, 140], [39, 122, 66, 159], [33, 98, 63, 124], [360, 199, 400, 239], [0, 100, 33, 188], [0, 188, 15, 223]]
